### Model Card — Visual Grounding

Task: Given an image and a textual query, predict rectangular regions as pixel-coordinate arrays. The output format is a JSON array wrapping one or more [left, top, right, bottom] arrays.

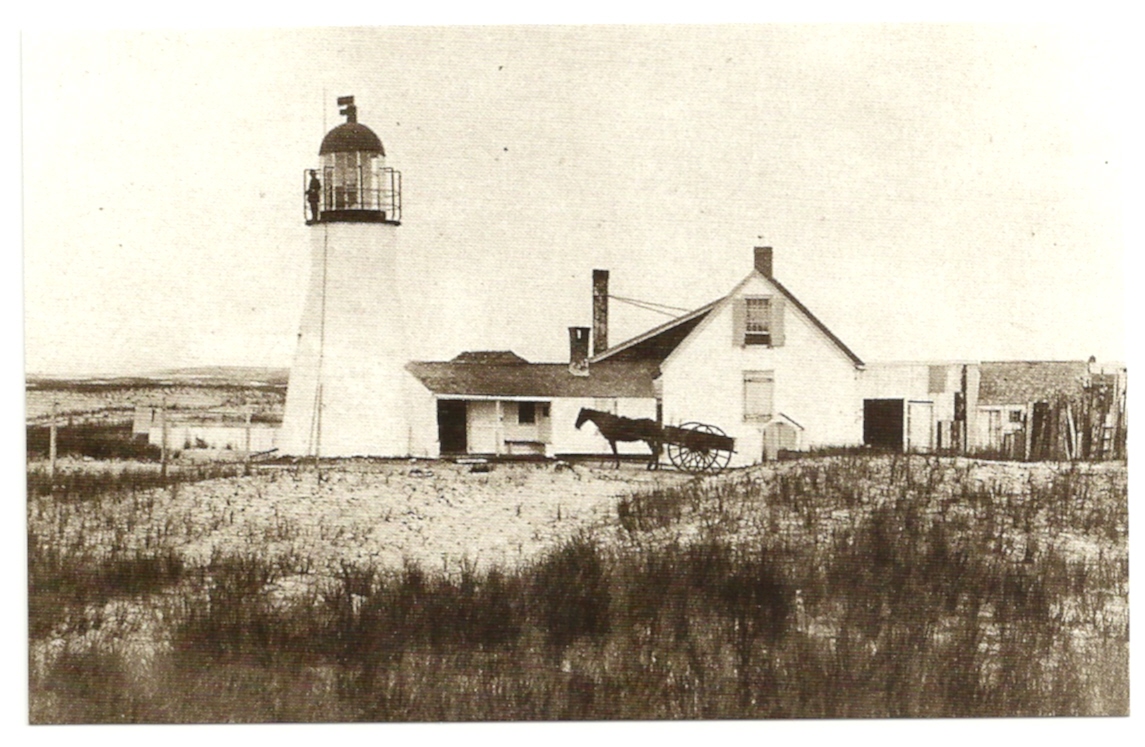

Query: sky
[[21, 24, 1127, 375]]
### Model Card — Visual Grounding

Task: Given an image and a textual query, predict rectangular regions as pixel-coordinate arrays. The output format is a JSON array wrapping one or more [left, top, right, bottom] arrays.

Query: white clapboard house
[[407, 247, 867, 465]]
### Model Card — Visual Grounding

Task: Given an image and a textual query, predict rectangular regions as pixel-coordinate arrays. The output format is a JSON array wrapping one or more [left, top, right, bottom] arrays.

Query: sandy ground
[[34, 456, 1126, 575], [199, 460, 694, 575], [30, 458, 694, 679], [35, 458, 694, 579]]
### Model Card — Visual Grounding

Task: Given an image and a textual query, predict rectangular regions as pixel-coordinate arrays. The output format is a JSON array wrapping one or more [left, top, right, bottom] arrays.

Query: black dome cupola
[[319, 122, 384, 156], [304, 96, 401, 225], [319, 98, 384, 156]]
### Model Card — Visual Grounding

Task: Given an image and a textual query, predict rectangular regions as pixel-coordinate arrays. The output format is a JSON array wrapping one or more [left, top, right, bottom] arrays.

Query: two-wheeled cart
[[660, 422, 736, 474]]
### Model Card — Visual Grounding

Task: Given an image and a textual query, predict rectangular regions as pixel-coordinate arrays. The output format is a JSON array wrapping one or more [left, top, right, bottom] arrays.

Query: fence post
[[1111, 373, 1126, 460], [244, 407, 252, 472], [49, 401, 58, 486], [160, 398, 168, 481], [1065, 404, 1077, 461]]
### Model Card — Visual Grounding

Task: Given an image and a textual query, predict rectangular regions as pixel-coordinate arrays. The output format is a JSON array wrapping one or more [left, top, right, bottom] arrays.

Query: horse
[[574, 408, 663, 469]]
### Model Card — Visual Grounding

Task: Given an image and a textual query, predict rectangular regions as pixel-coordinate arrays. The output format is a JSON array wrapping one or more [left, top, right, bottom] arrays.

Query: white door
[[987, 410, 1003, 449], [467, 401, 501, 454], [906, 401, 934, 452]]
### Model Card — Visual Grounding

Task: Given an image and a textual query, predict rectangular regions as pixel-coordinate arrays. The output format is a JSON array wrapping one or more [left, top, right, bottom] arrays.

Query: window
[[744, 371, 775, 421], [745, 297, 771, 345], [734, 296, 785, 348], [518, 402, 537, 424], [1009, 410, 1024, 424]]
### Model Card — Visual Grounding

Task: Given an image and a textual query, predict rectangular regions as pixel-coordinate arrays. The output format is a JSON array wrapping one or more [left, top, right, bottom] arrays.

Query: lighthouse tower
[[278, 96, 411, 457]]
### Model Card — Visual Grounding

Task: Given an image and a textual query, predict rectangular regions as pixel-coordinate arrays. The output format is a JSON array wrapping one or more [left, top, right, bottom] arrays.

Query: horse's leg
[[647, 439, 661, 470], [610, 440, 620, 468]]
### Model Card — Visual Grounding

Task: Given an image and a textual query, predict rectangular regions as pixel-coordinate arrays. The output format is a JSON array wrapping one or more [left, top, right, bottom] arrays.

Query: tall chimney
[[569, 326, 590, 376], [592, 269, 609, 355], [754, 246, 773, 278]]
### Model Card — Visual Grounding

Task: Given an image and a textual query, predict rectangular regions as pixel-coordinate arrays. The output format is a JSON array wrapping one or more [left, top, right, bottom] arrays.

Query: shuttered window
[[745, 297, 771, 345], [744, 371, 775, 421], [928, 366, 947, 394], [734, 296, 785, 347]]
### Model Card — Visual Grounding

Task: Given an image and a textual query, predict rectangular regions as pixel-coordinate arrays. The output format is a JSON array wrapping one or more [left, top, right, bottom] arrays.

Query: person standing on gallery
[[306, 170, 322, 223]]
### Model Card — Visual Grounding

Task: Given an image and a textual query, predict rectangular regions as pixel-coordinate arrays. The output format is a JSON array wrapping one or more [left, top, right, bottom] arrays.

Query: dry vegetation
[[27, 453, 1127, 722], [25, 384, 284, 424]]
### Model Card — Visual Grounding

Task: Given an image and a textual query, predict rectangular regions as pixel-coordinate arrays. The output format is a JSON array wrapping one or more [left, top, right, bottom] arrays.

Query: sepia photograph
[[20, 22, 1129, 725]]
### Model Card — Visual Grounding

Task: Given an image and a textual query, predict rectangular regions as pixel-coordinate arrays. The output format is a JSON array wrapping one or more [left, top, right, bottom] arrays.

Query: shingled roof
[[978, 361, 1089, 406], [406, 360, 659, 398], [589, 300, 719, 363], [449, 350, 530, 365]]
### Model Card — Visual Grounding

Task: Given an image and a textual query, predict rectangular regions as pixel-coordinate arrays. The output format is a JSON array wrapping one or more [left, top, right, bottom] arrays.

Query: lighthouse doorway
[[437, 400, 468, 455]]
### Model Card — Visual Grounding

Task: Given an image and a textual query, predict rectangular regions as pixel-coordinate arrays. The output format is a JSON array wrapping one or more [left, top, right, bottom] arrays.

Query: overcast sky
[[21, 24, 1126, 375]]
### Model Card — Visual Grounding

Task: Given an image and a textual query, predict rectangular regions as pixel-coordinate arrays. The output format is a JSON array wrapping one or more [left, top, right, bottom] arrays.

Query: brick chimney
[[592, 269, 609, 355], [569, 326, 590, 376], [754, 246, 773, 278]]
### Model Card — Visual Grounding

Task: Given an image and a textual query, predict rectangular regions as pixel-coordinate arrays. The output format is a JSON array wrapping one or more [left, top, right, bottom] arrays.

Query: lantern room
[[304, 96, 402, 225]]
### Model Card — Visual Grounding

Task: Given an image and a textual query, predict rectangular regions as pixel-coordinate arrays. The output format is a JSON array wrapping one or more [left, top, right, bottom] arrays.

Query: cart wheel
[[667, 422, 732, 474], [702, 424, 733, 473]]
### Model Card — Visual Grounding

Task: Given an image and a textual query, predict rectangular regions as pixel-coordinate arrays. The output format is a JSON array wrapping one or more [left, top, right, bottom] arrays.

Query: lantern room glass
[[323, 150, 384, 211]]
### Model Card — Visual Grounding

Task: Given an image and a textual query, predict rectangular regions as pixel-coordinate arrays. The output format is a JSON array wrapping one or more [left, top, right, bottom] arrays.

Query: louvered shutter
[[731, 298, 747, 347], [928, 366, 947, 393], [770, 296, 786, 347], [744, 371, 775, 420]]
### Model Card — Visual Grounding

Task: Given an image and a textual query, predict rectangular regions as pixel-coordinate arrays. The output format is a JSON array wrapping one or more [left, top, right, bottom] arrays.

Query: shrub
[[530, 534, 610, 655], [40, 647, 146, 723], [26, 423, 161, 461], [27, 530, 185, 639]]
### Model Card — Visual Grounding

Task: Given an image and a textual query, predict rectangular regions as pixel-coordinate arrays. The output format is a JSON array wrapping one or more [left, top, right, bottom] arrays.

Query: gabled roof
[[406, 360, 659, 399], [978, 361, 1089, 406], [588, 300, 720, 364], [768, 275, 864, 367], [590, 270, 864, 368]]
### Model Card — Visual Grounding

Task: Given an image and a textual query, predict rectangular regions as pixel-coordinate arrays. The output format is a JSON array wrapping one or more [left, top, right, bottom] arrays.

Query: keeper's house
[[407, 247, 866, 466]]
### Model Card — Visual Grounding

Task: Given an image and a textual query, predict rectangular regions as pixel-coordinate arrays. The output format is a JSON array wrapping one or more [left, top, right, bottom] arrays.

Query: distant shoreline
[[26, 366, 289, 389]]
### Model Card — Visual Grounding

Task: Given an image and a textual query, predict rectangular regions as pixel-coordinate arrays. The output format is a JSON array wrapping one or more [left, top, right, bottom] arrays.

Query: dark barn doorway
[[437, 400, 468, 455], [864, 399, 904, 451]]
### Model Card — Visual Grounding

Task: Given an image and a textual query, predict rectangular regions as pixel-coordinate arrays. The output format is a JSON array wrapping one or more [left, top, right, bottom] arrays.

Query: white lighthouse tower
[[279, 96, 412, 457]]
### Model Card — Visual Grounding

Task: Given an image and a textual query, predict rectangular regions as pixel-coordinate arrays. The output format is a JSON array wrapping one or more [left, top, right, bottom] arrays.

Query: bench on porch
[[503, 439, 547, 456]]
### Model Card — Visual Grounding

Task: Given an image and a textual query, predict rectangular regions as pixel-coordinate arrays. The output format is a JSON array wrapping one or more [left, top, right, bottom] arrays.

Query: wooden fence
[[989, 371, 1127, 462]]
